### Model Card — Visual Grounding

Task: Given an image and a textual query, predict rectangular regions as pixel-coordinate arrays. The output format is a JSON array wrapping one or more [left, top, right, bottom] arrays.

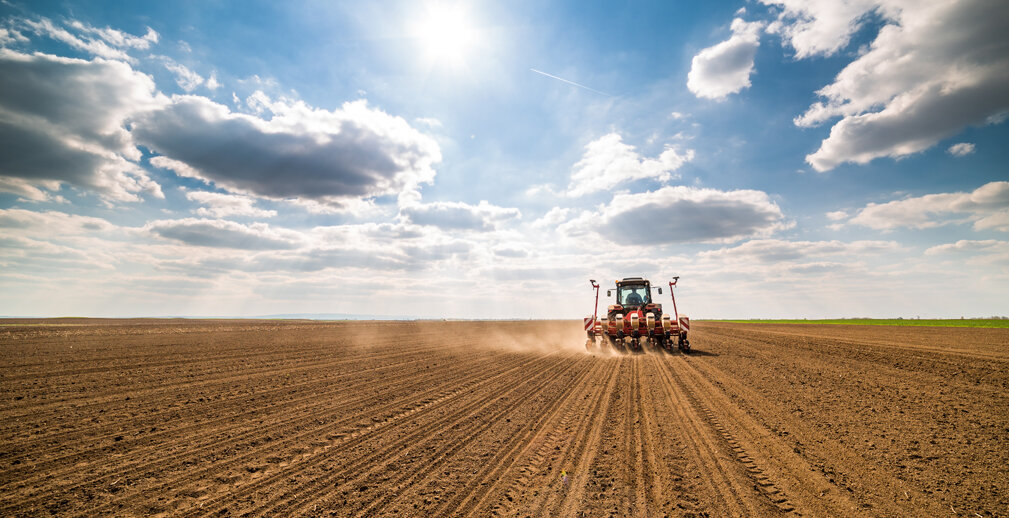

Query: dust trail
[[472, 320, 589, 355]]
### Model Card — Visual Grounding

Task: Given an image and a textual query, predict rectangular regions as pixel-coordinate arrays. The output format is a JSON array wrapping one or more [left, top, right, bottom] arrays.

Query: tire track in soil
[[562, 355, 671, 517], [63, 351, 541, 517], [671, 350, 946, 517], [236, 352, 582, 517], [649, 353, 776, 516]]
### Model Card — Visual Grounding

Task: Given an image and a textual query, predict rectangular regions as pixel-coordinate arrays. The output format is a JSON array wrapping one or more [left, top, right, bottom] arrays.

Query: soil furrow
[[243, 352, 578, 517], [67, 351, 538, 517], [651, 352, 774, 516], [0, 350, 477, 504], [0, 350, 445, 471], [421, 356, 603, 517], [4, 320, 1006, 517]]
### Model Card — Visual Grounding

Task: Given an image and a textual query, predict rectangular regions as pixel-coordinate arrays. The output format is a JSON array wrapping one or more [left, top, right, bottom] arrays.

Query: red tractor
[[584, 277, 690, 353]]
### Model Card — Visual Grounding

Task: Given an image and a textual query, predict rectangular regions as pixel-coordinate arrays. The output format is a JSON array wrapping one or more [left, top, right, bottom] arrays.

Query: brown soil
[[1, 319, 1006, 517]]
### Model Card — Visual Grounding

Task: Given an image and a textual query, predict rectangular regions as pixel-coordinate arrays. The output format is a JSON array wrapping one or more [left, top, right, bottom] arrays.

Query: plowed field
[[1, 319, 1006, 517]]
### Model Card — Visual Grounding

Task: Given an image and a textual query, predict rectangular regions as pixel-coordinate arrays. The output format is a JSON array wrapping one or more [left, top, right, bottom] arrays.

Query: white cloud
[[567, 133, 694, 196], [848, 181, 1009, 231], [0, 208, 118, 236], [531, 207, 571, 229], [687, 18, 763, 100], [925, 239, 1009, 265], [763, 0, 881, 58], [68, 20, 158, 49], [400, 200, 520, 231], [205, 72, 221, 90], [826, 210, 848, 221], [0, 49, 164, 202], [145, 218, 302, 250], [0, 177, 65, 203], [184, 190, 277, 218], [415, 117, 442, 128], [19, 17, 157, 62], [974, 211, 1009, 232], [699, 238, 897, 262], [0, 27, 29, 45], [132, 93, 441, 209], [162, 60, 204, 92], [768, 0, 1009, 171], [925, 239, 1008, 254], [565, 185, 787, 245], [947, 142, 976, 156]]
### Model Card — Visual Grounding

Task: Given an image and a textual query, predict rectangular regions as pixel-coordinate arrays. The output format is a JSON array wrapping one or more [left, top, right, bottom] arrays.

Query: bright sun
[[414, 4, 478, 68]]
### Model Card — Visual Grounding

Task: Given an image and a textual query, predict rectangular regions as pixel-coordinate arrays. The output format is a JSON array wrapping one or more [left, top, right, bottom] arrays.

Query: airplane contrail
[[529, 68, 611, 96]]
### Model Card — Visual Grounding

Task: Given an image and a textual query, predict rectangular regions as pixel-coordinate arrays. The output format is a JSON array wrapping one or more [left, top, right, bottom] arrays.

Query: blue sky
[[1, 0, 1007, 318]]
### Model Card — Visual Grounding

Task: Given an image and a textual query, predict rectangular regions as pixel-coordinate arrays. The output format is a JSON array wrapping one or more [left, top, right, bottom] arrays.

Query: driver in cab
[[624, 287, 645, 306]]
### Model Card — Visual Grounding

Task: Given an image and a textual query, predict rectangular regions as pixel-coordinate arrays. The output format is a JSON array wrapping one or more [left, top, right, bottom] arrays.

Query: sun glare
[[414, 4, 478, 68]]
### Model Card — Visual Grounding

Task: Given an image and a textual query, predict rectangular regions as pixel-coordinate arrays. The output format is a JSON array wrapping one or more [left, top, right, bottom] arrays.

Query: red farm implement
[[584, 277, 690, 354]]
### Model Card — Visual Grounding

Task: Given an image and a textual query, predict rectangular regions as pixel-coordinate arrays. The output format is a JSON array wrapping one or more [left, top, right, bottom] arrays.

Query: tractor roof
[[617, 277, 649, 285]]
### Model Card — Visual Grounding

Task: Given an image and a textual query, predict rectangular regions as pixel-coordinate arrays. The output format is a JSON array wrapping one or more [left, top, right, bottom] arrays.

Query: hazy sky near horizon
[[1, 0, 1007, 319]]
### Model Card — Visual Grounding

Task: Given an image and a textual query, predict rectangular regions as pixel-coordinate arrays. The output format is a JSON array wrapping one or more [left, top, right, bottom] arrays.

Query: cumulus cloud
[[769, 0, 1009, 171], [566, 186, 787, 245], [925, 239, 1009, 265], [699, 238, 897, 262], [132, 94, 441, 209], [0, 177, 65, 203], [0, 49, 164, 201], [531, 207, 571, 229], [847, 181, 1009, 231], [925, 239, 1008, 255], [687, 18, 763, 100], [400, 200, 520, 231], [145, 218, 302, 250], [184, 190, 277, 218], [567, 133, 694, 196], [763, 0, 881, 58], [0, 208, 117, 236], [947, 142, 976, 156]]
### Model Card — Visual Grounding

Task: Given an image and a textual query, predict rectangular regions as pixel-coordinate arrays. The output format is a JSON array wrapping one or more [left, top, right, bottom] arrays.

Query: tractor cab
[[616, 279, 651, 307], [607, 277, 663, 321]]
